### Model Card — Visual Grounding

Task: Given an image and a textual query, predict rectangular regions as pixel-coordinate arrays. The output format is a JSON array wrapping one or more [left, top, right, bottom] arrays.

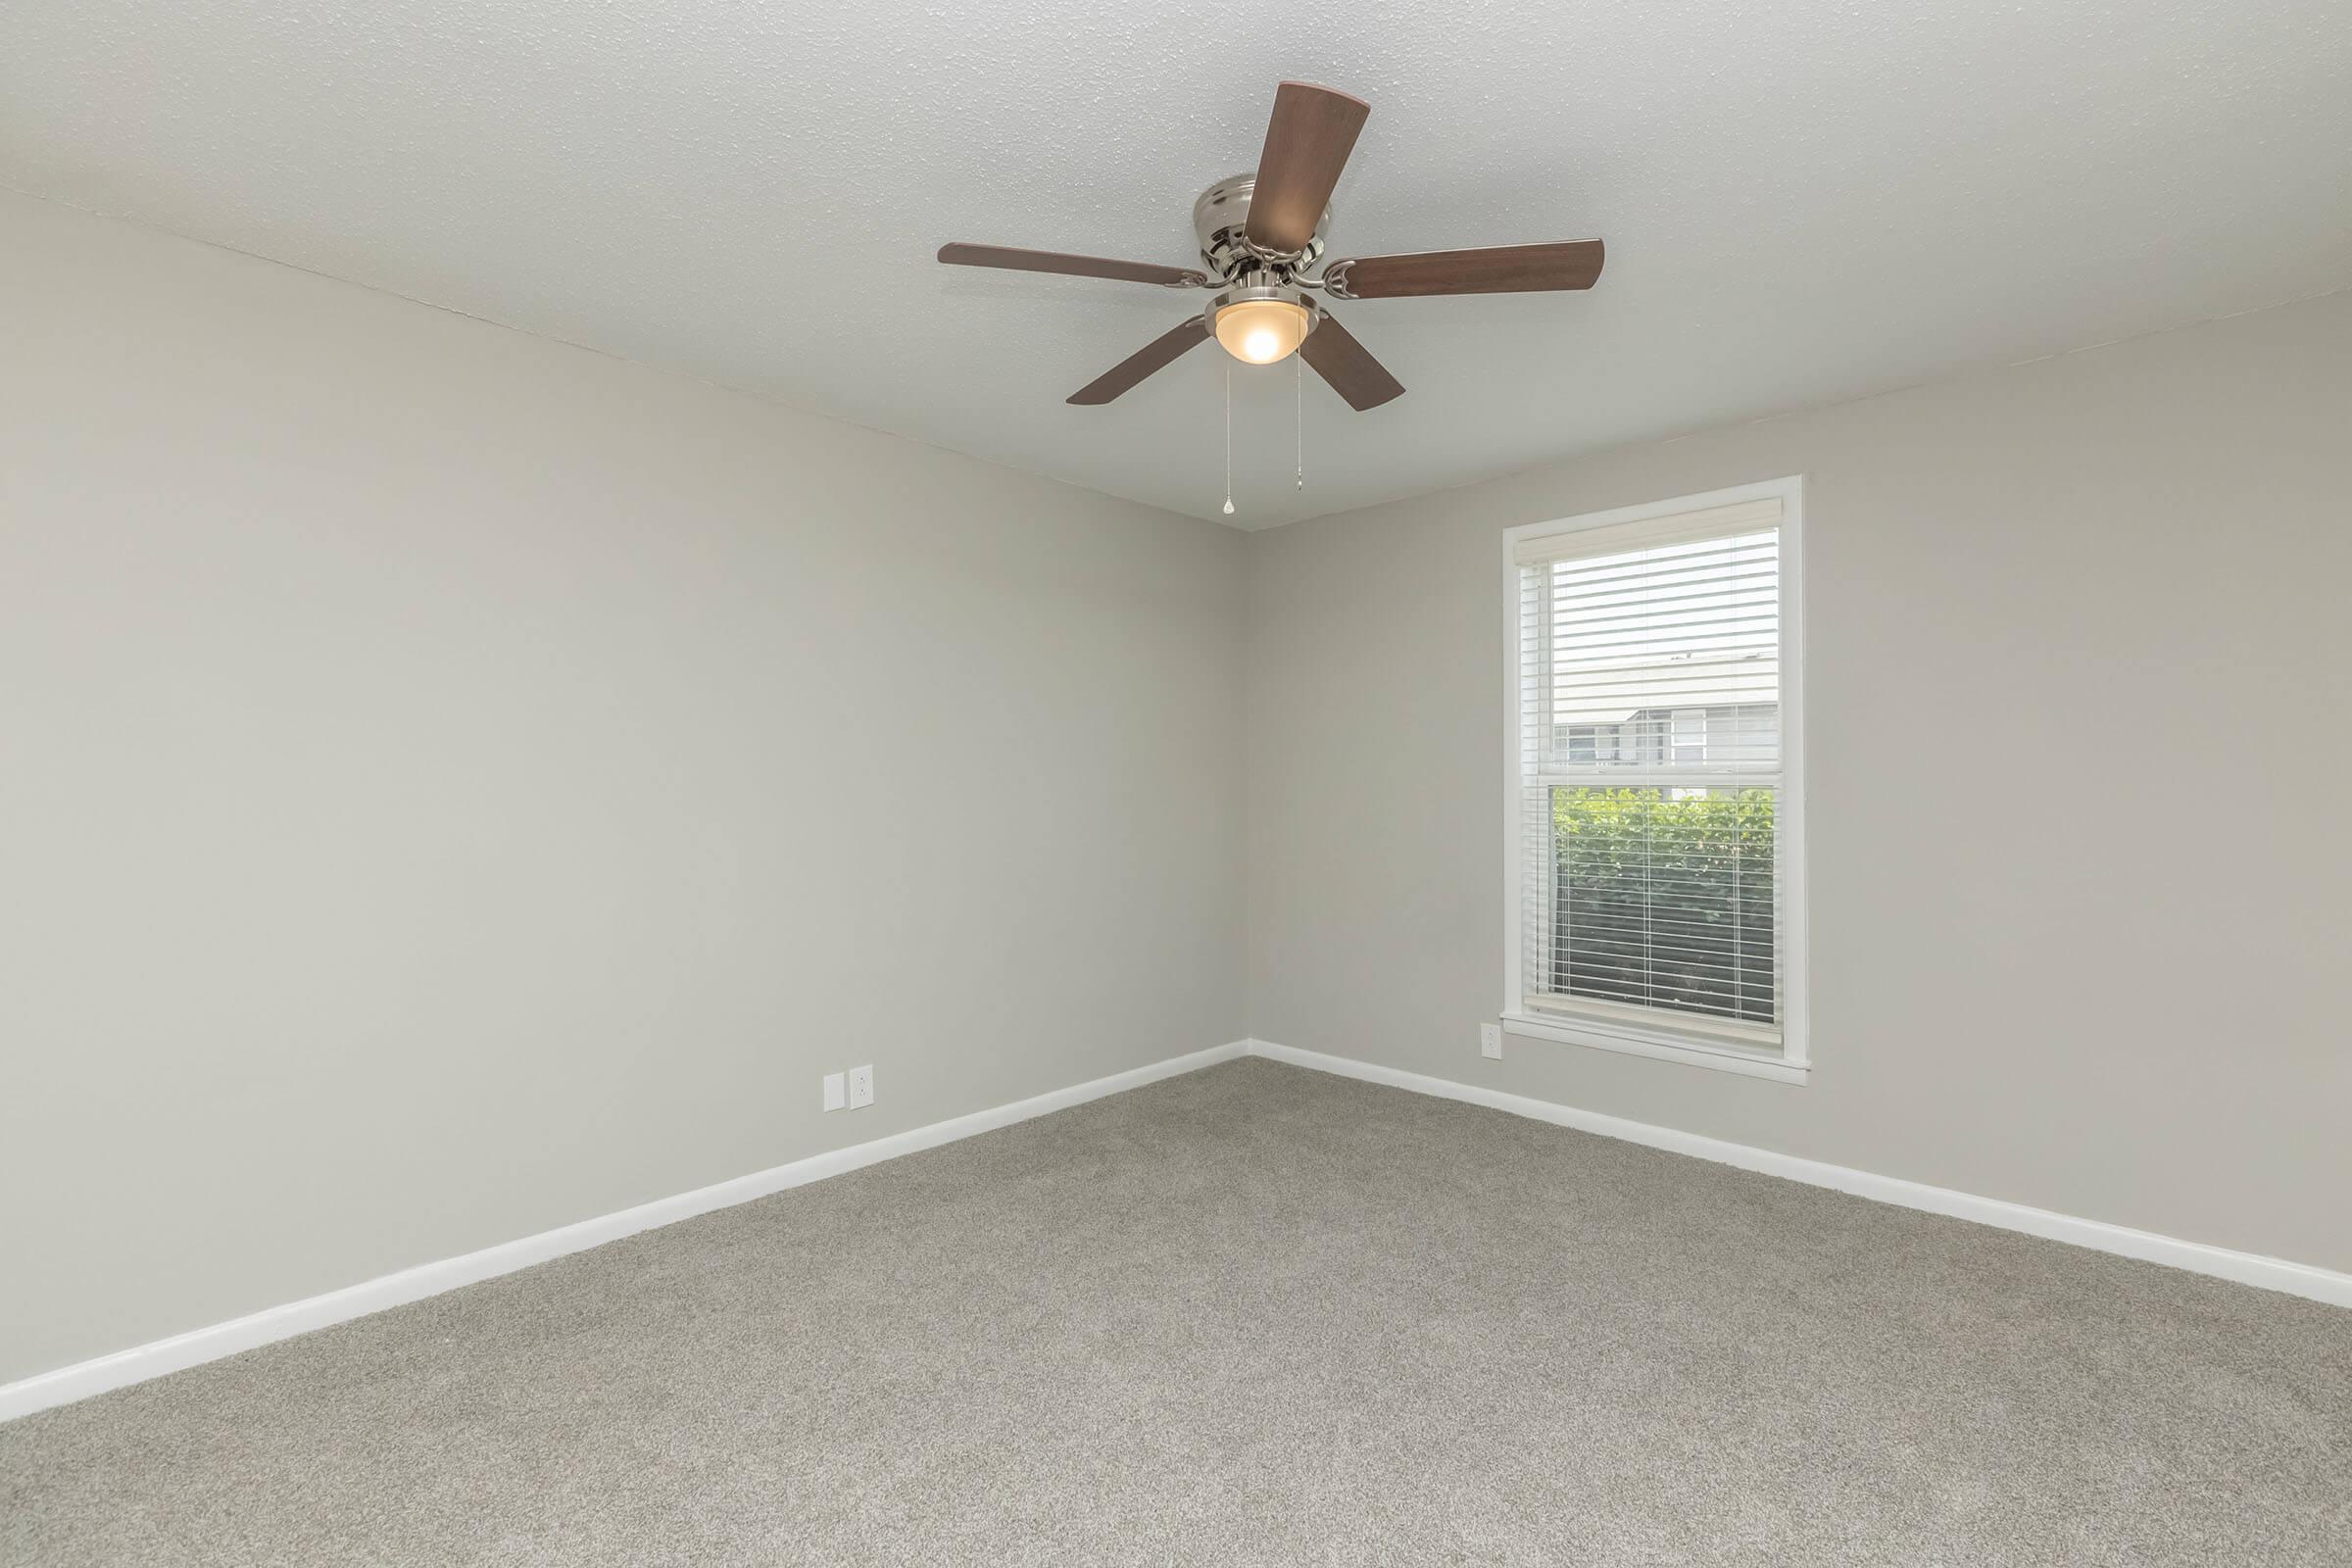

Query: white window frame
[[1499, 476, 1809, 1085]]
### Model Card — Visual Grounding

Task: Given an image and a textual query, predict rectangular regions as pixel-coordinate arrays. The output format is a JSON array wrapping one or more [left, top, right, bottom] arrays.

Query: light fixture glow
[[1214, 297, 1311, 365]]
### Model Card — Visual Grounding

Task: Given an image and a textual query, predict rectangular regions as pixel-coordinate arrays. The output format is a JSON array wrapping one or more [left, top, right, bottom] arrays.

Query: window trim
[[1499, 476, 1809, 1084]]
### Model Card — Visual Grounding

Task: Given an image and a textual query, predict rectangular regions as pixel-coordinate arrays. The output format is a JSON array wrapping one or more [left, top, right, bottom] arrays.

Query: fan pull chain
[[1295, 354, 1303, 489], [1222, 364, 1235, 516]]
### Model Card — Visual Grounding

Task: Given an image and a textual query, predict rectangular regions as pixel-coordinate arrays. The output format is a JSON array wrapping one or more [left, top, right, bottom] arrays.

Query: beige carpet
[[4, 1056, 2348, 1565]]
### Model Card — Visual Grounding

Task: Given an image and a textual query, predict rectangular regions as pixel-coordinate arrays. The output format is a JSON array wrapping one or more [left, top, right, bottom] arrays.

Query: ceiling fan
[[938, 81, 1604, 412]]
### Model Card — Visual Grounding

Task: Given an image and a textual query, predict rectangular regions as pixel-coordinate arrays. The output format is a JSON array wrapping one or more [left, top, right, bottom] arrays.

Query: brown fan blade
[[1243, 82, 1370, 255], [1298, 310, 1403, 412], [1067, 318, 1211, 405], [1326, 240, 1605, 299], [938, 243, 1207, 288]]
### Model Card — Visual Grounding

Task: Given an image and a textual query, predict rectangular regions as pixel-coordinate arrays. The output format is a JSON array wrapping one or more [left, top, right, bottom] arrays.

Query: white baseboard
[[1244, 1039, 2352, 1310], [0, 1040, 1249, 1424], [12, 1033, 2339, 1424]]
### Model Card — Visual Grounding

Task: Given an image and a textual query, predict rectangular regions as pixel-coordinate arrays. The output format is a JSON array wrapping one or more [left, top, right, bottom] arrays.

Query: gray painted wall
[[1246, 289, 2352, 1275], [0, 193, 1247, 1384]]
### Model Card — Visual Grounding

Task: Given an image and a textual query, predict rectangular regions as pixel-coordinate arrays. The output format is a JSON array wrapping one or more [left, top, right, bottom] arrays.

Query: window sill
[[1501, 1011, 1809, 1085]]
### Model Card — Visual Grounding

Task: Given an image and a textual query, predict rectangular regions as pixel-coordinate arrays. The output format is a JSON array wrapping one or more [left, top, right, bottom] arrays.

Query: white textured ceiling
[[5, 2, 2349, 527]]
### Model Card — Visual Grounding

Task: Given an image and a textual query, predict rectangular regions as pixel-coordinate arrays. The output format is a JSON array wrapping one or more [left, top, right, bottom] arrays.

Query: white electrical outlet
[[848, 1064, 874, 1108], [822, 1072, 847, 1112], [1480, 1022, 1503, 1059]]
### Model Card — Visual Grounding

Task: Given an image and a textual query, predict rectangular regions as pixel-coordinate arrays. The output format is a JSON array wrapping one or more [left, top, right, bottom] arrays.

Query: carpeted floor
[[4, 1057, 2348, 1566]]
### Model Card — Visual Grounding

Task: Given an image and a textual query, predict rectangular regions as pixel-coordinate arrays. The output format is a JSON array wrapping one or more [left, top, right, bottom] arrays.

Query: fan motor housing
[[1193, 173, 1331, 278]]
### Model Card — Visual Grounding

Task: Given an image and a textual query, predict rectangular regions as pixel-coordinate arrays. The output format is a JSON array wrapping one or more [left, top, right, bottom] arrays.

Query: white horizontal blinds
[[1516, 497, 1785, 1044]]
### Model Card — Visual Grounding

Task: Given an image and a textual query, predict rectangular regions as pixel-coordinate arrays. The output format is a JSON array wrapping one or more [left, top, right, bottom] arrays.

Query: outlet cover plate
[[822, 1071, 847, 1112], [848, 1064, 874, 1108], [1480, 1023, 1503, 1059]]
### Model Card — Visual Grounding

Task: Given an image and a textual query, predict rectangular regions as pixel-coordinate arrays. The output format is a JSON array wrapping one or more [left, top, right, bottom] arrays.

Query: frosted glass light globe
[[1213, 298, 1311, 365]]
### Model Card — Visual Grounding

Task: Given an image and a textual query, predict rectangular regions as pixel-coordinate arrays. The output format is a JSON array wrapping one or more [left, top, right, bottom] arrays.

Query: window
[[1503, 479, 1806, 1082], [1670, 708, 1705, 763]]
